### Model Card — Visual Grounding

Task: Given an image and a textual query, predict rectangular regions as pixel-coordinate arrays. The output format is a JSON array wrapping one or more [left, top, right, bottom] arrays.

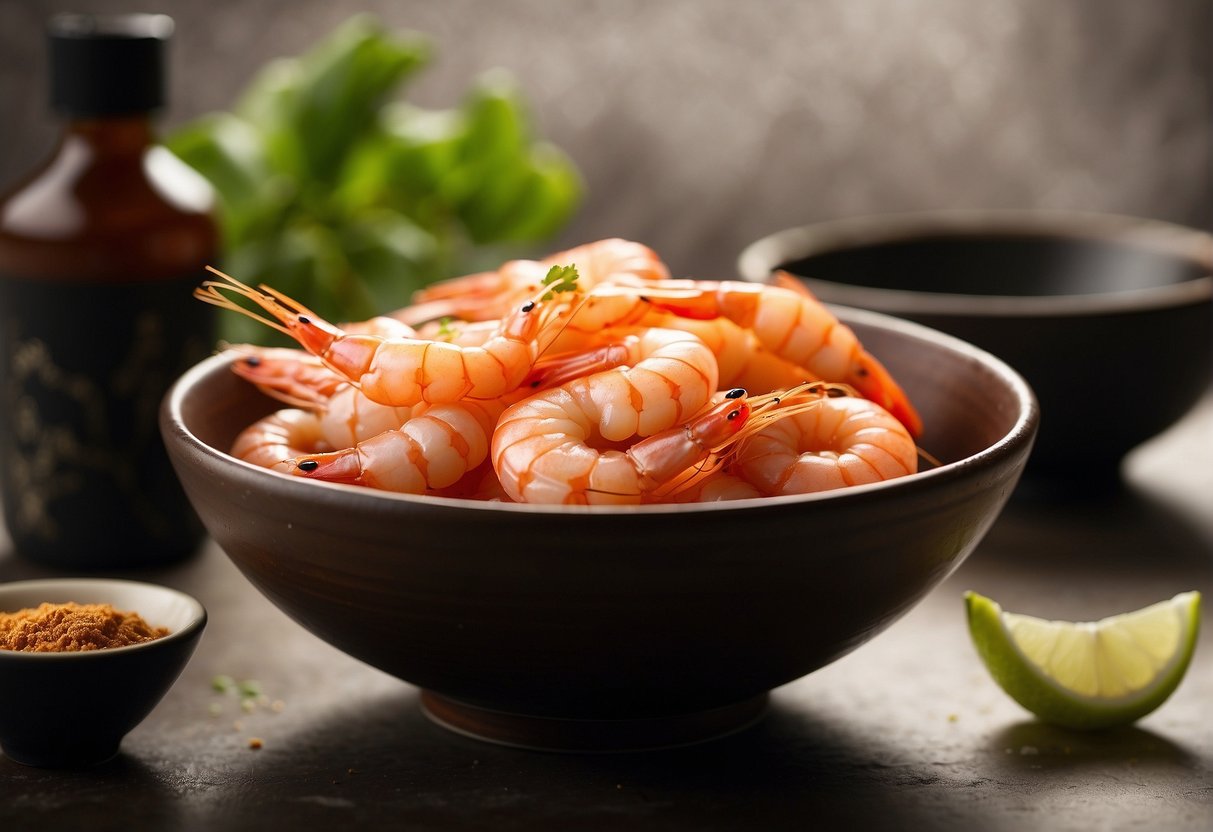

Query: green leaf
[[339, 211, 440, 314], [247, 16, 430, 187], [337, 105, 463, 221], [457, 70, 527, 167], [476, 143, 584, 243], [540, 263, 579, 299], [167, 15, 581, 330], [165, 113, 294, 246]]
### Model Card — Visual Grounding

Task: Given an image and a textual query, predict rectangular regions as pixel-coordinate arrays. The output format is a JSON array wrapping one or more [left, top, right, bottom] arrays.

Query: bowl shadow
[[235, 687, 991, 830], [0, 752, 183, 827]]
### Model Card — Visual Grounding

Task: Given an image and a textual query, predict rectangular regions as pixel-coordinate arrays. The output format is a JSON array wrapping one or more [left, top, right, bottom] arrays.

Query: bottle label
[[0, 272, 215, 563]]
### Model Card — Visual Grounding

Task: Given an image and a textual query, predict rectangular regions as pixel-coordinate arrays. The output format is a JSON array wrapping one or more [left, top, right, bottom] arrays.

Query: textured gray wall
[[2, 0, 1209, 279]]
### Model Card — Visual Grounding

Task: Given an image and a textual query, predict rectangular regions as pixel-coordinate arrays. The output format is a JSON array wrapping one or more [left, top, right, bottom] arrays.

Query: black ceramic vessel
[[0, 578, 206, 767], [739, 211, 1213, 480], [162, 308, 1036, 751]]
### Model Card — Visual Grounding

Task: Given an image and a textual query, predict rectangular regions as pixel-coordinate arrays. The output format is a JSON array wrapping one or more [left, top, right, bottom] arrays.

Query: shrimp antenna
[[531, 285, 597, 360], [194, 266, 292, 338], [917, 446, 943, 470], [651, 452, 730, 500]]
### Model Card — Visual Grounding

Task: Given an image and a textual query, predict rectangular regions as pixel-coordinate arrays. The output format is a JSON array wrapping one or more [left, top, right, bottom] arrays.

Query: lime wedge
[[965, 590, 1201, 730]]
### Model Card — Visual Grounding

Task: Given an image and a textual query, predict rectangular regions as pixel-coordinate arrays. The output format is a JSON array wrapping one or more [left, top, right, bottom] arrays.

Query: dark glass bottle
[[0, 14, 216, 568]]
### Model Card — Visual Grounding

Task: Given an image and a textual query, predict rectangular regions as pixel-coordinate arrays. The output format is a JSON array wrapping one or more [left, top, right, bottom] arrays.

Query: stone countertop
[[1, 397, 1210, 832]]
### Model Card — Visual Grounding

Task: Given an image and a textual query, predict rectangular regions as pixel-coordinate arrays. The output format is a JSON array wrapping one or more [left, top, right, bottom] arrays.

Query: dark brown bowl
[[160, 308, 1036, 751], [739, 211, 1213, 480]]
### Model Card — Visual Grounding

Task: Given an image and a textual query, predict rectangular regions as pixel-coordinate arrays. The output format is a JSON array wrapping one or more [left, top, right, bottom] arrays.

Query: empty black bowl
[[739, 211, 1213, 480]]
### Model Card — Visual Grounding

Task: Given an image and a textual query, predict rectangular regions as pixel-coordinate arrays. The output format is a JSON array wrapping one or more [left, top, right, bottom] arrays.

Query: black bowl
[[0, 578, 206, 767], [162, 308, 1036, 751], [739, 211, 1213, 480]]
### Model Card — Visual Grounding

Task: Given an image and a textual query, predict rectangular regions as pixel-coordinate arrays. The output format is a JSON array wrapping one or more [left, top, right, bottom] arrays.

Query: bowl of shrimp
[[162, 239, 1037, 751], [739, 211, 1213, 481]]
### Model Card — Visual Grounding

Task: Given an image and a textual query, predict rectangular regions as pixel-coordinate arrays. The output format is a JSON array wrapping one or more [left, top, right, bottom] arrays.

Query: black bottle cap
[[47, 13, 174, 117]]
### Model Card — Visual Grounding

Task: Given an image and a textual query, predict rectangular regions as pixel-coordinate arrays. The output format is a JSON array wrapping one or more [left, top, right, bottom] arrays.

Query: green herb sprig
[[168, 15, 583, 343], [540, 263, 580, 300]]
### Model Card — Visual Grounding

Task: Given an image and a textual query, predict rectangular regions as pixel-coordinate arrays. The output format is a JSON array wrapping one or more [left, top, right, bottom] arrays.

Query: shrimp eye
[[520, 301, 536, 313], [726, 409, 741, 421], [725, 388, 746, 399], [298, 315, 311, 325], [244, 356, 261, 367], [298, 459, 319, 472]]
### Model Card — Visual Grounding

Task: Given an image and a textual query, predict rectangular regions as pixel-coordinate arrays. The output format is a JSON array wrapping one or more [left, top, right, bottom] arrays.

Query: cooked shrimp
[[230, 409, 328, 473], [404, 238, 668, 324], [630, 275, 922, 436], [492, 379, 831, 505], [195, 268, 568, 408], [666, 471, 763, 502], [229, 347, 414, 448], [342, 316, 418, 339], [430, 460, 513, 501], [284, 399, 505, 494], [229, 346, 347, 407], [491, 327, 725, 504], [493, 390, 750, 505], [735, 393, 917, 495], [667, 316, 819, 392]]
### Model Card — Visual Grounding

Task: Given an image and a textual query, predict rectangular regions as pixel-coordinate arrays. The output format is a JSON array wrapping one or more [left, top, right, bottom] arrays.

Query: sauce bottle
[[0, 13, 216, 568]]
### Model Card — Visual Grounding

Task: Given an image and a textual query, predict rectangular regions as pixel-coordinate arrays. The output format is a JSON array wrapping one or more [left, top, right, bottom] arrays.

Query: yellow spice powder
[[0, 602, 169, 652]]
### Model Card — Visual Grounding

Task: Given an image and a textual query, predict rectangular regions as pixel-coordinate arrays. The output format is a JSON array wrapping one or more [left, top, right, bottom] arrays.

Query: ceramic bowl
[[739, 211, 1213, 480], [161, 308, 1036, 751], [0, 578, 205, 767]]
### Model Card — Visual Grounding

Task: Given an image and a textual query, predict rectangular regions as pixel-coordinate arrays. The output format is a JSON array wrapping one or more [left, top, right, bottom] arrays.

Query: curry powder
[[0, 602, 169, 652]]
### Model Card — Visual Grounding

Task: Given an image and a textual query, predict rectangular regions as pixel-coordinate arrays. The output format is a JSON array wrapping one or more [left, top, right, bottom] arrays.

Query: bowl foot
[[420, 691, 770, 753], [1, 740, 121, 768]]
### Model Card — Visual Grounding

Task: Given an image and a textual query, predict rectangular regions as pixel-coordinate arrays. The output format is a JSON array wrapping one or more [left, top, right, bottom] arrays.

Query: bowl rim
[[0, 578, 207, 662], [164, 306, 1039, 515], [737, 209, 1213, 318]]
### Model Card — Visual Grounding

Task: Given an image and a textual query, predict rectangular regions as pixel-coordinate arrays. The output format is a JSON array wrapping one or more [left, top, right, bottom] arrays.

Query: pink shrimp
[[230, 409, 328, 472], [492, 391, 750, 505], [402, 238, 668, 324], [626, 275, 923, 436], [666, 315, 819, 392], [491, 327, 727, 504], [195, 268, 568, 408], [666, 471, 763, 502], [734, 392, 918, 495], [283, 398, 505, 494], [491, 379, 831, 505], [228, 347, 414, 448]]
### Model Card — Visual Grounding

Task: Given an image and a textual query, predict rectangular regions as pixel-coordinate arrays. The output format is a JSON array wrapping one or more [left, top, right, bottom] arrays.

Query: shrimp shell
[[286, 399, 505, 494], [491, 328, 722, 504], [231, 409, 329, 472], [195, 269, 569, 408], [736, 394, 917, 495]]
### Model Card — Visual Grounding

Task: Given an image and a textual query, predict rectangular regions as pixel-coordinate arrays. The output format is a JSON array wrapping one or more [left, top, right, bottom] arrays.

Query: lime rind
[[964, 590, 1201, 730]]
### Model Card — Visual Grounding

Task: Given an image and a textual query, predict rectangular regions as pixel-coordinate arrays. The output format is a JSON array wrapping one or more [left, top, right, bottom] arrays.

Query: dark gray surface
[[1, 396, 1210, 831], [1, 0, 1209, 279]]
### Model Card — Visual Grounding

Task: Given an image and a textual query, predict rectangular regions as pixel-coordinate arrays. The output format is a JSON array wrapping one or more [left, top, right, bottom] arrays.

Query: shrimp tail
[[851, 352, 923, 437]]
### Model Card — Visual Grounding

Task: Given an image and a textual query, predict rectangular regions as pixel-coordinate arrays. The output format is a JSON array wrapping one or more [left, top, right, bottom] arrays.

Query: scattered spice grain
[[0, 602, 168, 652]]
